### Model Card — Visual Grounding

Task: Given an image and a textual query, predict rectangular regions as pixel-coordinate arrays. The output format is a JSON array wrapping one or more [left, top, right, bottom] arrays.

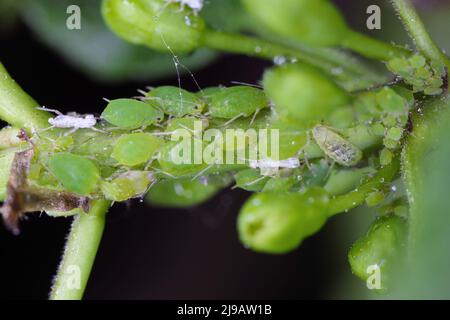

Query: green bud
[[146, 177, 227, 208], [348, 215, 407, 291], [102, 0, 205, 53], [241, 0, 349, 46], [237, 188, 329, 254], [387, 55, 444, 95], [264, 64, 349, 126]]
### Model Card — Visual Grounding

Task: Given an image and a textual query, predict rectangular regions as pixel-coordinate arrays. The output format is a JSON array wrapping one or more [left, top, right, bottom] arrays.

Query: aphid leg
[[244, 175, 267, 187], [221, 113, 245, 128], [250, 108, 261, 126], [90, 127, 107, 134], [102, 97, 111, 103], [151, 167, 176, 179], [191, 164, 214, 181], [63, 127, 79, 136], [324, 161, 336, 181], [138, 178, 158, 200]]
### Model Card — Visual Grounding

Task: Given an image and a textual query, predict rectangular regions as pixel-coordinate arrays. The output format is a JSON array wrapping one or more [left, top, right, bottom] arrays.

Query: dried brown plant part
[[0, 148, 90, 235]]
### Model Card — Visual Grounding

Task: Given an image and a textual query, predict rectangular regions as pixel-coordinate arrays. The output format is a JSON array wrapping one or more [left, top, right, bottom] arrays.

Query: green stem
[[341, 30, 411, 61], [390, 0, 450, 69], [0, 62, 50, 130], [50, 200, 111, 300], [201, 29, 386, 90], [327, 158, 400, 217]]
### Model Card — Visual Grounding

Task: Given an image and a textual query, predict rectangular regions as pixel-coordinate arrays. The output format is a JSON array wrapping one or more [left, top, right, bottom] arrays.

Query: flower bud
[[241, 0, 349, 46], [348, 215, 407, 291], [263, 64, 349, 127], [102, 0, 205, 53], [237, 188, 329, 254], [146, 177, 226, 208]]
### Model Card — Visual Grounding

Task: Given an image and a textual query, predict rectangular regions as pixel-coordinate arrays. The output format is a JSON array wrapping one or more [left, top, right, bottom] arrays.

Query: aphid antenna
[[159, 33, 204, 94], [36, 106, 63, 116], [151, 167, 176, 179], [102, 97, 111, 103], [230, 81, 263, 89]]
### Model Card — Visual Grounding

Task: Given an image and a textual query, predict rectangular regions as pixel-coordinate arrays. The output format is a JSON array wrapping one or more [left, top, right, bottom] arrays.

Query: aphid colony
[[1, 79, 411, 233]]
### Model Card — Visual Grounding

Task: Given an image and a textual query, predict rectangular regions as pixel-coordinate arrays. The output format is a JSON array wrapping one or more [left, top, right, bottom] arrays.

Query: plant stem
[[341, 30, 410, 61], [201, 30, 387, 90], [327, 158, 400, 217], [391, 0, 450, 69], [0, 62, 50, 130], [50, 200, 111, 300]]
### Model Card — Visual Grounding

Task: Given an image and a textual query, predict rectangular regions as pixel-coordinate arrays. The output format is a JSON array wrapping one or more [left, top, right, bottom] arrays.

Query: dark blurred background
[[0, 0, 449, 300]]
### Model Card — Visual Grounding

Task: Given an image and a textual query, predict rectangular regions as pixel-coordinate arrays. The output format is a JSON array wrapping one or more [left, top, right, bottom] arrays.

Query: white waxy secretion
[[173, 0, 204, 12], [249, 157, 301, 176]]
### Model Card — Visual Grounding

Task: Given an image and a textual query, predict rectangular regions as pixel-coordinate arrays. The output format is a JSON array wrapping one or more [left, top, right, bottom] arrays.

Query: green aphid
[[112, 133, 163, 166], [101, 98, 164, 129], [312, 125, 363, 167], [145, 86, 205, 117], [101, 171, 154, 202], [262, 176, 298, 192], [48, 153, 100, 195], [375, 87, 408, 114], [165, 117, 209, 134], [196, 87, 225, 104], [207, 86, 269, 119]]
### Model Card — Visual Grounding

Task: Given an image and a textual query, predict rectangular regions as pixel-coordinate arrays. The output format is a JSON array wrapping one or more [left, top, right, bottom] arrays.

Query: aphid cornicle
[[101, 98, 164, 129], [312, 125, 363, 167]]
